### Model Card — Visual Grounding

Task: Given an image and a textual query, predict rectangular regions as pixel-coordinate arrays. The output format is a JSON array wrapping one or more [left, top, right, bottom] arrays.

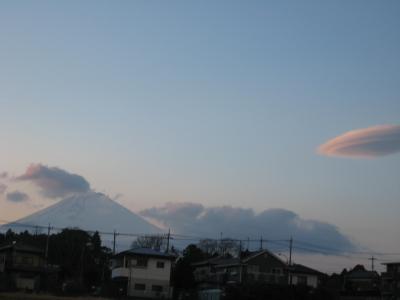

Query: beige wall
[[111, 256, 173, 299], [128, 257, 172, 281], [128, 278, 172, 299]]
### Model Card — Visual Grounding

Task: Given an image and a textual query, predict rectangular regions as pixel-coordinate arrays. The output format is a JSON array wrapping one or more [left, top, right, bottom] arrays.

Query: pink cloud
[[318, 125, 400, 158]]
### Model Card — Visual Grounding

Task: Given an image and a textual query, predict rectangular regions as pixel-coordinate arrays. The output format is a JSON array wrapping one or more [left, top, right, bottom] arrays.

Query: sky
[[1, 1, 400, 272]]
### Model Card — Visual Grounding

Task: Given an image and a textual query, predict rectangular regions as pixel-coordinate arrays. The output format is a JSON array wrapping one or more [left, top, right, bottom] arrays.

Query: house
[[111, 248, 176, 299], [0, 242, 47, 291], [381, 262, 400, 300], [342, 265, 380, 296], [290, 263, 326, 288], [192, 249, 288, 287]]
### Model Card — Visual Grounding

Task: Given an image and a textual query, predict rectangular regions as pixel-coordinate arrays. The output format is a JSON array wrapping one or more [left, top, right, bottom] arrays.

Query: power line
[[1, 218, 400, 259]]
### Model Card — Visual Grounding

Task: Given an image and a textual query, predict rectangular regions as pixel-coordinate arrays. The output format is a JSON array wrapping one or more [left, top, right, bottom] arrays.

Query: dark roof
[[382, 262, 400, 266], [291, 264, 325, 276], [0, 243, 44, 254], [346, 271, 379, 279], [242, 250, 286, 264], [115, 248, 176, 260], [192, 256, 235, 267], [212, 257, 240, 267], [193, 250, 286, 268]]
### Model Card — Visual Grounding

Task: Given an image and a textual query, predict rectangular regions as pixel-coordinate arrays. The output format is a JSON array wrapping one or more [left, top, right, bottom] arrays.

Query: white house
[[111, 248, 176, 299]]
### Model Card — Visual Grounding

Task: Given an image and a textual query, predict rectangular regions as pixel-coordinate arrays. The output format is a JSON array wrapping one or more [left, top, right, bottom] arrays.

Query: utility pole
[[166, 229, 171, 253], [369, 256, 376, 271], [45, 224, 51, 266], [247, 237, 250, 251], [289, 236, 293, 285], [260, 236, 263, 250], [239, 240, 242, 283], [220, 232, 223, 255], [113, 230, 117, 254]]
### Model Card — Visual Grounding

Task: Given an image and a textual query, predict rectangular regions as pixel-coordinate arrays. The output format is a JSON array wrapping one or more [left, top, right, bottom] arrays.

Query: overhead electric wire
[[1, 218, 400, 260]]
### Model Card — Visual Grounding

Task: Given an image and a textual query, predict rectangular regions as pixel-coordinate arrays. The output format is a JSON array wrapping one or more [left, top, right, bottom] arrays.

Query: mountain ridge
[[1, 192, 161, 249]]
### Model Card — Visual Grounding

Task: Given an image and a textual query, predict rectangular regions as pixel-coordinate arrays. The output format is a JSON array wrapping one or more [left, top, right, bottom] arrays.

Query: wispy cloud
[[6, 190, 30, 203], [140, 202, 355, 253], [17, 164, 90, 199], [318, 125, 400, 158]]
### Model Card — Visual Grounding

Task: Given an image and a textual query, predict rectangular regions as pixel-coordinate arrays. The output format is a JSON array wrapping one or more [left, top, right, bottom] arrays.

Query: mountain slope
[[4, 192, 161, 235]]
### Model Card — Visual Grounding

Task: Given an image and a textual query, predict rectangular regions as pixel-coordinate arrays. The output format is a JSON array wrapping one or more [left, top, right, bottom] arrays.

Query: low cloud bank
[[140, 202, 355, 254]]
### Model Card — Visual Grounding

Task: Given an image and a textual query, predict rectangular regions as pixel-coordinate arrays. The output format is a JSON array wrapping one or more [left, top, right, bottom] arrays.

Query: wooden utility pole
[[45, 224, 51, 265], [369, 256, 376, 271], [166, 229, 171, 253], [113, 230, 117, 254], [289, 236, 293, 285], [260, 236, 263, 250]]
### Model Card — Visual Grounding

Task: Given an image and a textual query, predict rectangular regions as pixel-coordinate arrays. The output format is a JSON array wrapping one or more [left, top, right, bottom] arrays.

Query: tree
[[198, 238, 240, 256], [131, 234, 166, 251], [198, 239, 219, 255], [219, 238, 240, 256], [0, 228, 112, 292], [172, 244, 210, 299]]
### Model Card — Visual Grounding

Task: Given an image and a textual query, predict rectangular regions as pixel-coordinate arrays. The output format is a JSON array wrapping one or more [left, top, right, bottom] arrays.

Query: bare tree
[[131, 234, 166, 251], [219, 238, 240, 256], [198, 238, 240, 256], [198, 239, 219, 255]]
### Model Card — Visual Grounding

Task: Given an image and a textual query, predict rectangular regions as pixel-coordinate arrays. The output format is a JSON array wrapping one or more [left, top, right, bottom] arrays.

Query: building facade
[[111, 248, 175, 299], [193, 250, 288, 287], [382, 262, 400, 300], [0, 242, 46, 291], [290, 263, 325, 288]]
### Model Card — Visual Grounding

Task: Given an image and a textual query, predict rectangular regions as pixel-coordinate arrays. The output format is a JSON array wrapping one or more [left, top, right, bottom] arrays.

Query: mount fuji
[[2, 192, 161, 251]]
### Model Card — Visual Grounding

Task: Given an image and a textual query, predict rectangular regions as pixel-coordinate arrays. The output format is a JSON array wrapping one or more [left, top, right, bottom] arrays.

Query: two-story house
[[290, 263, 326, 288], [0, 242, 46, 291], [381, 262, 400, 300], [192, 249, 288, 288], [342, 264, 380, 297], [111, 248, 176, 299]]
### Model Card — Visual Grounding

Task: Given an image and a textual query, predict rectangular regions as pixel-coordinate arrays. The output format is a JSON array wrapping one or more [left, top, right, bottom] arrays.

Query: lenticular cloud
[[318, 125, 400, 158]]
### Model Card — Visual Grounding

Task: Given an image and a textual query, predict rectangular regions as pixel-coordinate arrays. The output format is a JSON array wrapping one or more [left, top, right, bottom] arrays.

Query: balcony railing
[[111, 267, 130, 278]]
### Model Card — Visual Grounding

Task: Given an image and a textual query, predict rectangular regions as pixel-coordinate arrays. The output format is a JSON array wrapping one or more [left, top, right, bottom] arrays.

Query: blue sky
[[1, 1, 400, 270]]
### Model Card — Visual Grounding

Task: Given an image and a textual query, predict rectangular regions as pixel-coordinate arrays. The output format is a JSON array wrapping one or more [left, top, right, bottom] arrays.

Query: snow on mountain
[[2, 192, 162, 251]]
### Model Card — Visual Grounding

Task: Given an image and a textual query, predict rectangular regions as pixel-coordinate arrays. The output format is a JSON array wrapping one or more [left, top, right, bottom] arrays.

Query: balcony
[[111, 267, 129, 278]]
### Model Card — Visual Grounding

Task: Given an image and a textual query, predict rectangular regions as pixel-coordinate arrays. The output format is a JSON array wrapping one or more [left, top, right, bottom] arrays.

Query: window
[[272, 268, 282, 274], [16, 256, 33, 266], [297, 275, 308, 285], [247, 265, 259, 273], [131, 257, 148, 268], [21, 257, 33, 265], [156, 261, 165, 268], [134, 283, 146, 290], [152, 285, 163, 292]]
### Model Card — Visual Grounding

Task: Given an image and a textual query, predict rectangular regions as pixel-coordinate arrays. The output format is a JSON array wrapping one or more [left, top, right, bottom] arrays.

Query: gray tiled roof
[[291, 263, 325, 276], [0, 243, 44, 254], [115, 247, 176, 259]]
